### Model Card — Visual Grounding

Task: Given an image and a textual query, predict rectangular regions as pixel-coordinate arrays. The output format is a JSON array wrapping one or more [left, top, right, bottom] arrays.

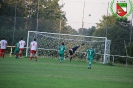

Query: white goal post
[[26, 31, 111, 64]]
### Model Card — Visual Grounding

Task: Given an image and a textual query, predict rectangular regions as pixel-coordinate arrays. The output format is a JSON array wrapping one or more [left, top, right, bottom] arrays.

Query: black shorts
[[69, 50, 73, 55]]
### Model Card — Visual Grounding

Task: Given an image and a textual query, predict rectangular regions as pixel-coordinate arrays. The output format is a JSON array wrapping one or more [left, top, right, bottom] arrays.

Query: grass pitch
[[0, 56, 133, 88]]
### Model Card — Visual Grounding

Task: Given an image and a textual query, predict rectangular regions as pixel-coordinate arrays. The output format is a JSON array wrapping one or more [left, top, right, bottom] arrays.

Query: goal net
[[26, 31, 111, 64]]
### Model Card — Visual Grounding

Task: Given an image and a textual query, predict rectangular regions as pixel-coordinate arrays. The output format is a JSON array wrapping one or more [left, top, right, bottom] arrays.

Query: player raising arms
[[30, 38, 38, 61], [0, 37, 8, 58], [58, 42, 66, 63], [17, 37, 26, 58]]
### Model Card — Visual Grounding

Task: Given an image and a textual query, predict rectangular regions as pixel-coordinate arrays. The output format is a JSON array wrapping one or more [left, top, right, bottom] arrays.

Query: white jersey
[[19, 40, 26, 48], [0, 40, 7, 49], [30, 41, 37, 51]]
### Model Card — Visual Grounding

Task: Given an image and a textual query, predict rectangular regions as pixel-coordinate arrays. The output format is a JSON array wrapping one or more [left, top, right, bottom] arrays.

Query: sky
[[58, 0, 133, 30]]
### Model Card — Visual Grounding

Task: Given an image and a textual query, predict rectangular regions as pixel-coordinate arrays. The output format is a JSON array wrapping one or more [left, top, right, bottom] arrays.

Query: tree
[[0, 0, 67, 45], [61, 25, 78, 35], [93, 15, 132, 56], [87, 26, 96, 36], [78, 26, 96, 36], [96, 15, 117, 29], [26, 0, 67, 32], [78, 28, 88, 35]]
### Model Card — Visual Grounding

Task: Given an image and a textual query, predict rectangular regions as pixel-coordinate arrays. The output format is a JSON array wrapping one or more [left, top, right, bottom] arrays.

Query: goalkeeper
[[66, 43, 84, 62], [86, 46, 95, 69], [58, 42, 66, 63]]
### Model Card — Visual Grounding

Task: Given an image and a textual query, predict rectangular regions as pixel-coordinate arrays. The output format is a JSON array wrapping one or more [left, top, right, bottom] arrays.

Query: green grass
[[0, 56, 133, 88]]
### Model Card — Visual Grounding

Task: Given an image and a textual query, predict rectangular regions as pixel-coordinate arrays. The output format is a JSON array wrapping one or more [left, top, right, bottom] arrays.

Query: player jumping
[[66, 43, 84, 62]]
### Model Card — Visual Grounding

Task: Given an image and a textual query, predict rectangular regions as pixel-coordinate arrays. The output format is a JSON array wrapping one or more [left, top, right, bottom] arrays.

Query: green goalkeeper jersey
[[58, 45, 66, 54], [87, 49, 95, 58]]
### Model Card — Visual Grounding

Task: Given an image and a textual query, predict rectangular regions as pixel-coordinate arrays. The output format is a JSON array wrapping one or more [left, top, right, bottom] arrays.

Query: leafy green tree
[[61, 25, 78, 35], [87, 26, 96, 36], [93, 15, 132, 56], [96, 15, 117, 29], [78, 26, 96, 36], [127, 42, 133, 57], [78, 28, 88, 35], [0, 0, 68, 45], [25, 0, 67, 32]]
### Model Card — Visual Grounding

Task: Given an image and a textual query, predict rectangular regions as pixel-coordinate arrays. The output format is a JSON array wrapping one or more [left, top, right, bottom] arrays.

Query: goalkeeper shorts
[[69, 50, 73, 55]]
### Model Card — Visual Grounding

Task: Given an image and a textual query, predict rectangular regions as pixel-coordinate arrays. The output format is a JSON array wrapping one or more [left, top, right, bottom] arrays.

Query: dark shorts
[[69, 50, 73, 55]]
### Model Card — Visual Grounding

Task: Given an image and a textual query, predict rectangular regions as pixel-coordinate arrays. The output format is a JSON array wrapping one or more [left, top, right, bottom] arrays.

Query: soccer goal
[[26, 31, 111, 64]]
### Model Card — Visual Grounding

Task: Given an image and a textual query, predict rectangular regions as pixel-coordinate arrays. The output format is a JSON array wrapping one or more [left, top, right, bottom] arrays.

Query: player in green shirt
[[14, 42, 19, 58], [58, 42, 66, 63], [86, 46, 95, 69]]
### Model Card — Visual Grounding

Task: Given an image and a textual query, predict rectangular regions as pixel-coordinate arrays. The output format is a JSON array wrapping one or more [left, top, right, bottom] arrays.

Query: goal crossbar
[[26, 31, 110, 64]]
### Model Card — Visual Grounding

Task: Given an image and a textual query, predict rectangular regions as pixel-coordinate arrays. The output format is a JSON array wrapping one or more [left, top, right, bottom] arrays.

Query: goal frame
[[26, 31, 110, 64]]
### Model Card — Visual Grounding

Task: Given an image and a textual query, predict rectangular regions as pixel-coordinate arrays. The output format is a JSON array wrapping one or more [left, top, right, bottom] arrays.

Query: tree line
[[0, 0, 133, 64]]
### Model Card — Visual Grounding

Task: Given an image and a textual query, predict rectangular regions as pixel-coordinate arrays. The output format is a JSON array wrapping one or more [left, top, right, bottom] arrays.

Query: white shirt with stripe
[[19, 40, 26, 48], [30, 41, 37, 51], [0, 40, 7, 49]]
